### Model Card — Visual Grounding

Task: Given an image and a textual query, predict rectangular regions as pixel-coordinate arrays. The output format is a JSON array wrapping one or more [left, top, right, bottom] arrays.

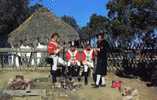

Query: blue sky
[[30, 0, 109, 27]]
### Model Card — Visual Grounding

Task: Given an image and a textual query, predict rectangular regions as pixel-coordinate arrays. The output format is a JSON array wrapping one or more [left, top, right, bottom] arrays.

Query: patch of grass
[[0, 72, 157, 100]]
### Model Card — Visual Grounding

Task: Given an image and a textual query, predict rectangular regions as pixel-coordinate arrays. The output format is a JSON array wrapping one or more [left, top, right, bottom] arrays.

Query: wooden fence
[[0, 48, 156, 73]]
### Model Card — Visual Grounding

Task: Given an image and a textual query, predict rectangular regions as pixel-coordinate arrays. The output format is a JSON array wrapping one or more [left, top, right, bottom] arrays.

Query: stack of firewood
[[8, 75, 32, 91]]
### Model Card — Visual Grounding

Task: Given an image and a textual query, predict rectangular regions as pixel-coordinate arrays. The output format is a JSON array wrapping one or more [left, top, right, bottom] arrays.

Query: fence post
[[0, 54, 4, 68]]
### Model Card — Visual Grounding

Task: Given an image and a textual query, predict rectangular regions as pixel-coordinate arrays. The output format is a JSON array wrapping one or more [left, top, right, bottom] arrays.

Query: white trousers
[[83, 61, 94, 76], [96, 74, 106, 86], [84, 65, 89, 72], [50, 55, 67, 71]]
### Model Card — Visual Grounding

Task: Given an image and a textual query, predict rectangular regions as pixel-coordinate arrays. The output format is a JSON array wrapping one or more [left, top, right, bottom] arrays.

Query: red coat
[[66, 49, 80, 62], [47, 39, 58, 55], [82, 48, 94, 62]]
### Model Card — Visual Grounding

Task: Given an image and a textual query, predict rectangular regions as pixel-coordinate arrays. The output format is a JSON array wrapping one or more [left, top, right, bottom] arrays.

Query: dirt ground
[[0, 71, 157, 100]]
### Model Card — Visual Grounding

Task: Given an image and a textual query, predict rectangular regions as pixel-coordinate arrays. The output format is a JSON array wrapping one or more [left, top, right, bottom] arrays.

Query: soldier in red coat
[[47, 32, 67, 83], [82, 41, 95, 85], [66, 41, 81, 80]]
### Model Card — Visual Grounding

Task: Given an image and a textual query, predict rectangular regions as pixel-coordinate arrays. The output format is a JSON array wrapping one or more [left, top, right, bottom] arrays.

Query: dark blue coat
[[96, 40, 109, 75]]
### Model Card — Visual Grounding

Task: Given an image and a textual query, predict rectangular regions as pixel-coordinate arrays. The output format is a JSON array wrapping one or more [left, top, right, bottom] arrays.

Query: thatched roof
[[8, 8, 79, 47]]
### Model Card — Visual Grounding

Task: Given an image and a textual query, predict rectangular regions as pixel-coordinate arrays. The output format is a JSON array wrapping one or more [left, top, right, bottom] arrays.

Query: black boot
[[84, 72, 88, 85], [93, 84, 99, 88], [51, 70, 57, 83]]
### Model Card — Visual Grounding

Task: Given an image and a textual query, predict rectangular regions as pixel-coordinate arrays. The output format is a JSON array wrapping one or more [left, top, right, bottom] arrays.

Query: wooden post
[[0, 54, 4, 68]]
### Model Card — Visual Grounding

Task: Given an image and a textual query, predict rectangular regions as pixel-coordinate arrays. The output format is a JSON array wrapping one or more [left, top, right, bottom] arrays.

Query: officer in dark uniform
[[95, 33, 110, 88]]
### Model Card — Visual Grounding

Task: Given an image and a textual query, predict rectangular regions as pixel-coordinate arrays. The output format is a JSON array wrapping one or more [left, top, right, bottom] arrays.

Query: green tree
[[80, 25, 92, 39], [0, 0, 52, 47], [88, 14, 110, 34], [80, 13, 110, 39], [0, 0, 30, 35], [29, 3, 44, 14], [0, 0, 30, 47], [107, 0, 157, 39]]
